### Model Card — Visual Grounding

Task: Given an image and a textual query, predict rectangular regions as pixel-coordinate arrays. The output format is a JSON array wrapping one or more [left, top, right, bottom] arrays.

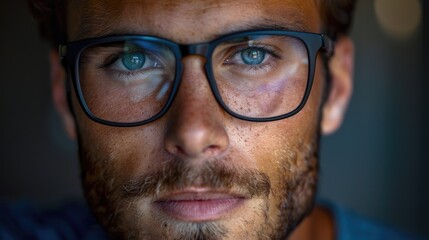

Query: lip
[[153, 188, 246, 222]]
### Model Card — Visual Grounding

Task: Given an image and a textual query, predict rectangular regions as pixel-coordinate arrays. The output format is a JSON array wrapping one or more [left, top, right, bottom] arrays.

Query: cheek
[[74, 98, 164, 201], [72, 79, 167, 175], [77, 120, 166, 181], [235, 69, 322, 177]]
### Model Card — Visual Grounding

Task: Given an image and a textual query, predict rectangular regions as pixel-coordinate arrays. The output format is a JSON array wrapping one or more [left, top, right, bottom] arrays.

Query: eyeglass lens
[[79, 41, 176, 123], [212, 35, 308, 118]]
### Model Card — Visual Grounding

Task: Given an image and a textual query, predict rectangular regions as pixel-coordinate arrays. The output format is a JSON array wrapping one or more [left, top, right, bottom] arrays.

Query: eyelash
[[226, 44, 282, 73], [100, 52, 160, 81]]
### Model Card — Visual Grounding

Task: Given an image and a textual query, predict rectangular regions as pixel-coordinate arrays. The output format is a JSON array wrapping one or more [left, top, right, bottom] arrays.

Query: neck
[[289, 205, 335, 240]]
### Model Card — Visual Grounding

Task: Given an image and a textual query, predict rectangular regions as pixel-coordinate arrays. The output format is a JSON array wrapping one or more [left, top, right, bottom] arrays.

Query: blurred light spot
[[375, 0, 421, 40]]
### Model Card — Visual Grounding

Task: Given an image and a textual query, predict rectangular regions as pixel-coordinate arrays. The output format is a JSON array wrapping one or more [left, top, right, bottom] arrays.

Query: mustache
[[122, 160, 271, 199]]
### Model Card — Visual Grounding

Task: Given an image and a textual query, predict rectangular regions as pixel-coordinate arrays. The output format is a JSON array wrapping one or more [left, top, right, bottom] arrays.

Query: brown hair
[[28, 0, 357, 47], [28, 0, 67, 47], [320, 0, 357, 40]]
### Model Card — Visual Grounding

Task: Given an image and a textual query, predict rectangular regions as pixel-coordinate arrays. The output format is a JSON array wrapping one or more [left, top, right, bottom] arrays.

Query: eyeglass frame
[[59, 29, 334, 127]]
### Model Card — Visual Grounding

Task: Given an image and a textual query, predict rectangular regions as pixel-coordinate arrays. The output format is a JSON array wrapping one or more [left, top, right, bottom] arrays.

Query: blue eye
[[122, 52, 145, 71], [241, 48, 266, 65]]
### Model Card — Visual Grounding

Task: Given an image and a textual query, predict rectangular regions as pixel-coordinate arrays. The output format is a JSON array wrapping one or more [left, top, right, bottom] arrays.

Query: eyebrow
[[74, 9, 310, 42], [213, 18, 309, 38]]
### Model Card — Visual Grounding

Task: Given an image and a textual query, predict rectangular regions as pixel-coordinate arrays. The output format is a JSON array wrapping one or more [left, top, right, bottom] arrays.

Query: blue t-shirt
[[0, 201, 421, 239], [320, 201, 420, 240]]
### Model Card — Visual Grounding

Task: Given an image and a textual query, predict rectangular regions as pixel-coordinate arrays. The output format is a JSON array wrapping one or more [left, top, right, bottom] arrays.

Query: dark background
[[1, 0, 428, 238]]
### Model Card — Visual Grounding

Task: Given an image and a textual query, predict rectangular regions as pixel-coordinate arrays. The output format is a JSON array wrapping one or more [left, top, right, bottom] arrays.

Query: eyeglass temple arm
[[321, 35, 334, 58]]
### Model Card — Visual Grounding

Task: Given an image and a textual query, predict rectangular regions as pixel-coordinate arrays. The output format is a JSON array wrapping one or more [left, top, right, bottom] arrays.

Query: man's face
[[67, 0, 326, 239]]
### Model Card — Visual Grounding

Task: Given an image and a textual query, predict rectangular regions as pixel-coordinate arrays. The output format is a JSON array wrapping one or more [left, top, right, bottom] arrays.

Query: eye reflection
[[122, 52, 145, 70], [241, 47, 266, 65]]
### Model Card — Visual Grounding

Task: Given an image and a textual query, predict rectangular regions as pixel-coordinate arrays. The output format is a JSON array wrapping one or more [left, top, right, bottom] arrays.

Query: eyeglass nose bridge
[[179, 43, 211, 58], [176, 42, 214, 90]]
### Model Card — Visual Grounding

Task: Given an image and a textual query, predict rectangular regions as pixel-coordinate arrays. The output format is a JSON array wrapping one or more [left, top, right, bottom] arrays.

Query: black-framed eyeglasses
[[59, 30, 333, 127]]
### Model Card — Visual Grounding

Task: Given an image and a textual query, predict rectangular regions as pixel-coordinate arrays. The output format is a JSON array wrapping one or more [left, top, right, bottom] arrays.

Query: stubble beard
[[77, 130, 319, 240]]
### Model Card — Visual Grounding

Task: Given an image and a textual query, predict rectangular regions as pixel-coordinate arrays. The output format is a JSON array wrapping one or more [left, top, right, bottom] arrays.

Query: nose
[[163, 56, 229, 160]]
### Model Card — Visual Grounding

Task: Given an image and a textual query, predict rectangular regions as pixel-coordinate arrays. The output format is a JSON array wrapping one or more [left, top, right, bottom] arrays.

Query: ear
[[50, 50, 77, 140], [321, 36, 354, 135]]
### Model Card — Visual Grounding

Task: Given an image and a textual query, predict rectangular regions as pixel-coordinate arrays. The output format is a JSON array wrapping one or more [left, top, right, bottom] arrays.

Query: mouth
[[153, 188, 247, 222]]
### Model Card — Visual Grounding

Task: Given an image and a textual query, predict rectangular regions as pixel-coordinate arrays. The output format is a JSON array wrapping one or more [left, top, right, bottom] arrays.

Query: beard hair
[[274, 133, 320, 239], [76, 123, 320, 240], [154, 220, 227, 240], [121, 159, 271, 199]]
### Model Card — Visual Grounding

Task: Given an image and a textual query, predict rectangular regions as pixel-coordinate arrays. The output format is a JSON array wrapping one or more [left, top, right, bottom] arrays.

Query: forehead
[[68, 0, 321, 43]]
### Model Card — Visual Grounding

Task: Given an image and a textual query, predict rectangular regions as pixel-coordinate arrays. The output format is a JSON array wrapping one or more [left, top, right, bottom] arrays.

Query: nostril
[[164, 143, 184, 156], [174, 146, 186, 156], [203, 145, 222, 155]]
